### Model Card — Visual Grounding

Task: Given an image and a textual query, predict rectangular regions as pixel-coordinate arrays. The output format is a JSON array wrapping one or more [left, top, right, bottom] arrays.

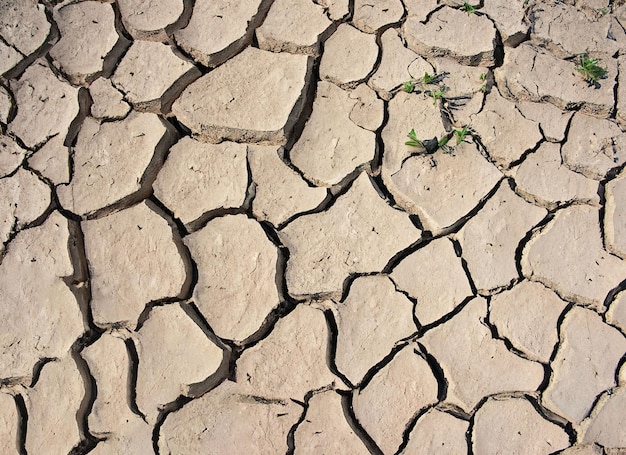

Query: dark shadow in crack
[[342, 390, 384, 455]]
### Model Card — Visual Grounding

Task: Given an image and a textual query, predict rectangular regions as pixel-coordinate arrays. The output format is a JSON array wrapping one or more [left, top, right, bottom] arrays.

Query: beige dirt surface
[[1, 0, 626, 453]]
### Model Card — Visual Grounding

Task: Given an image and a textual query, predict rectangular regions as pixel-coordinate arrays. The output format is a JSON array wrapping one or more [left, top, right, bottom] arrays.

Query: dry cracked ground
[[2, 0, 626, 453]]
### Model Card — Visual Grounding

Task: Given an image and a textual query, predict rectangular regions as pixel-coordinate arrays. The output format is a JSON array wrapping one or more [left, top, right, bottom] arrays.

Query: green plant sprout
[[406, 125, 470, 154], [576, 52, 607, 84], [422, 72, 435, 84], [405, 129, 422, 147], [403, 72, 437, 93], [462, 2, 475, 14], [429, 87, 447, 106], [479, 73, 487, 92], [454, 125, 470, 145]]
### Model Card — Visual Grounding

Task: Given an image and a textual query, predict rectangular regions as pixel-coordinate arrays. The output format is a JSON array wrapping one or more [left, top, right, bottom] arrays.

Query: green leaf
[[406, 129, 422, 147], [463, 2, 475, 13]]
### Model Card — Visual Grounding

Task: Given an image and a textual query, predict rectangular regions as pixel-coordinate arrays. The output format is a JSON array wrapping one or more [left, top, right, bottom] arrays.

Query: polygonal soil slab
[[89, 77, 130, 120], [256, 0, 331, 55], [0, 135, 25, 177], [57, 113, 176, 218], [472, 397, 570, 455], [279, 173, 421, 297], [118, 0, 184, 40], [293, 390, 369, 454], [402, 409, 469, 454], [290, 81, 378, 186], [490, 280, 567, 364], [368, 28, 432, 100], [390, 237, 472, 326], [153, 138, 248, 227], [236, 304, 340, 401], [531, 2, 622, 58], [249, 145, 328, 227], [25, 356, 84, 455], [331, 275, 417, 385], [184, 214, 280, 342], [495, 43, 616, 118], [480, 0, 528, 47], [583, 380, 626, 449], [420, 297, 544, 412], [606, 291, 626, 334], [319, 24, 379, 86], [522, 205, 626, 309], [8, 61, 80, 149], [514, 142, 600, 210], [159, 380, 301, 454], [82, 332, 152, 448], [0, 42, 21, 76], [544, 306, 626, 424], [135, 303, 223, 424], [172, 47, 311, 144], [455, 182, 547, 293], [27, 135, 71, 186], [353, 343, 439, 455], [82, 202, 189, 328], [470, 88, 542, 168], [111, 41, 200, 112], [517, 100, 573, 143], [352, 0, 404, 33], [49, 1, 121, 85], [0, 168, 50, 253], [561, 113, 626, 181], [0, 0, 50, 57], [317, 0, 349, 20], [0, 212, 84, 384], [174, 0, 271, 67], [403, 6, 496, 66]]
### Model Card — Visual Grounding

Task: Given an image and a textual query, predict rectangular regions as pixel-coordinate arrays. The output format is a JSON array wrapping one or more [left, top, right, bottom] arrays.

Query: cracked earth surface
[[1, 0, 626, 453]]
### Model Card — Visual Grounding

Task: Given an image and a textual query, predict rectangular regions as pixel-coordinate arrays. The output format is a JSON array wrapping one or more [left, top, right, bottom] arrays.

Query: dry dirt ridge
[[2, 0, 626, 453]]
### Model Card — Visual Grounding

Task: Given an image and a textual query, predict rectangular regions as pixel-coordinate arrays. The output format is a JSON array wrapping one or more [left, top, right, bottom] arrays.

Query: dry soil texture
[[1, 0, 626, 454]]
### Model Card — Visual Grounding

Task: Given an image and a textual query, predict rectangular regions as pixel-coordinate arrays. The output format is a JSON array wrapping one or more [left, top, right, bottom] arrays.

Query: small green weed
[[576, 52, 607, 85], [405, 129, 422, 148], [454, 125, 470, 145], [403, 72, 437, 93], [406, 125, 470, 154], [429, 87, 447, 106], [462, 2, 475, 14]]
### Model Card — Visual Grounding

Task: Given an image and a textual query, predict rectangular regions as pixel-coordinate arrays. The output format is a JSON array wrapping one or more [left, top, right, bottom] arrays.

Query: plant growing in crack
[[576, 52, 607, 86], [454, 124, 470, 145], [462, 2, 476, 14], [402, 71, 449, 107], [405, 125, 471, 155], [429, 87, 448, 106], [402, 71, 438, 94]]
